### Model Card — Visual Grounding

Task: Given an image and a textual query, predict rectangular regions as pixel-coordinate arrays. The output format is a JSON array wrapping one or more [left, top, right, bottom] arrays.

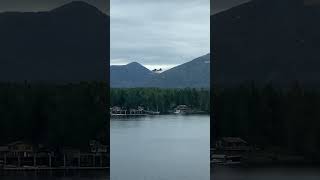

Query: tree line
[[0, 82, 108, 150], [212, 82, 320, 160], [110, 88, 210, 113]]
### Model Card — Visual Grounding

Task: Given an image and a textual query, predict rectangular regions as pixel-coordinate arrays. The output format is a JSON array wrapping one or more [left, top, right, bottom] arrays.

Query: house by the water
[[174, 105, 191, 114], [173, 105, 206, 115], [215, 137, 249, 153], [0, 140, 109, 170], [211, 137, 250, 166], [110, 106, 159, 116]]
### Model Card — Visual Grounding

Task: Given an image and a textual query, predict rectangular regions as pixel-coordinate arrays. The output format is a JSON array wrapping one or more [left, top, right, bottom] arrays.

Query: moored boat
[[211, 154, 242, 166], [110, 106, 160, 117]]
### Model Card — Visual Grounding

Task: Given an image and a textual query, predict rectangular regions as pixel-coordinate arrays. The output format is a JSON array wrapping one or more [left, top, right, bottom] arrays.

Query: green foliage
[[110, 88, 210, 113], [0, 82, 109, 149], [213, 83, 320, 159]]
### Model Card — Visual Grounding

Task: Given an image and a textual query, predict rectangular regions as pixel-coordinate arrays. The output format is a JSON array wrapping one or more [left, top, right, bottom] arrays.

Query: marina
[[110, 105, 207, 117], [0, 141, 109, 171], [174, 105, 207, 115], [110, 106, 160, 117], [211, 137, 250, 166]]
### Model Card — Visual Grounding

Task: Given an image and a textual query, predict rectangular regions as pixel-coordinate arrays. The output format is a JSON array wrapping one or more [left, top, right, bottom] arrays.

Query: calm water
[[212, 166, 320, 180], [111, 115, 210, 180]]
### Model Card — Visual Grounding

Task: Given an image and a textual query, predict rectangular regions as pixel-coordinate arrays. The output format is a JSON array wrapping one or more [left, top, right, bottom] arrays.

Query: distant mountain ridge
[[110, 54, 210, 88], [52, 1, 101, 12], [110, 62, 155, 88], [0, 1, 109, 83]]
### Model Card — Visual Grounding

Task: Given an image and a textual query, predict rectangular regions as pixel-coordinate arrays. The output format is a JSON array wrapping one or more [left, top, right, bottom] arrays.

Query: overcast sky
[[0, 0, 250, 70], [0, 0, 108, 13], [111, 0, 250, 70], [111, 0, 210, 70]]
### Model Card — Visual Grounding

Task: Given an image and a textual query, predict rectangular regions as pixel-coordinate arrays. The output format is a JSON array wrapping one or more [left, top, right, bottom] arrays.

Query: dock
[[0, 141, 109, 171], [110, 106, 160, 117], [2, 166, 109, 171]]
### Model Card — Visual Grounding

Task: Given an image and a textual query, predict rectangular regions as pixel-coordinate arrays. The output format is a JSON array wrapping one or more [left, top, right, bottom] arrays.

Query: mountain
[[51, 1, 103, 14], [212, 0, 320, 87], [110, 54, 210, 88], [146, 54, 210, 88], [110, 62, 154, 88], [0, 1, 109, 83]]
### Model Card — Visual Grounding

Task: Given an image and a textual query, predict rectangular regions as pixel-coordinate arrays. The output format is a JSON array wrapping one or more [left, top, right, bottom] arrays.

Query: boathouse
[[176, 105, 189, 110], [110, 106, 156, 116], [129, 108, 144, 115], [110, 106, 127, 115], [89, 140, 108, 153], [174, 105, 192, 114], [6, 141, 34, 158], [0, 140, 109, 169], [216, 137, 249, 152], [0, 146, 9, 158]]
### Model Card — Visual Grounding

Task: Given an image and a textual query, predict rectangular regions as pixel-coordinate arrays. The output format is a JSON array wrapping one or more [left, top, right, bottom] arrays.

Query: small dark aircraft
[[152, 68, 162, 72]]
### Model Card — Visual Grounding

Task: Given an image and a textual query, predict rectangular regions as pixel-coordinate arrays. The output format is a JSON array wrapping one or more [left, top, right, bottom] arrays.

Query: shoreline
[[1, 166, 109, 171], [111, 113, 210, 117]]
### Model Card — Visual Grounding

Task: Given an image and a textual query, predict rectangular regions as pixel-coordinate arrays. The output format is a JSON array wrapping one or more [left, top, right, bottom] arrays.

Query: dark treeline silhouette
[[0, 82, 108, 150], [212, 0, 320, 87], [111, 88, 210, 113], [212, 82, 320, 160]]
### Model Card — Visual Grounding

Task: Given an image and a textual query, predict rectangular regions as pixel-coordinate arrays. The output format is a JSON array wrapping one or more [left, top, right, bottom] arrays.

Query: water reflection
[[0, 170, 109, 180], [212, 166, 320, 180], [111, 115, 210, 180]]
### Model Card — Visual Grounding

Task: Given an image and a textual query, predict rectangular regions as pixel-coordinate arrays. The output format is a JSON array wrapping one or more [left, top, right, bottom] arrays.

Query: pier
[[110, 106, 160, 117], [0, 141, 109, 171]]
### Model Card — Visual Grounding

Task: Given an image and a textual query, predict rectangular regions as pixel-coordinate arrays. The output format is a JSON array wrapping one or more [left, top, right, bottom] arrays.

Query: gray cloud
[[0, 0, 109, 14], [111, 0, 210, 70], [0, 0, 250, 69]]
